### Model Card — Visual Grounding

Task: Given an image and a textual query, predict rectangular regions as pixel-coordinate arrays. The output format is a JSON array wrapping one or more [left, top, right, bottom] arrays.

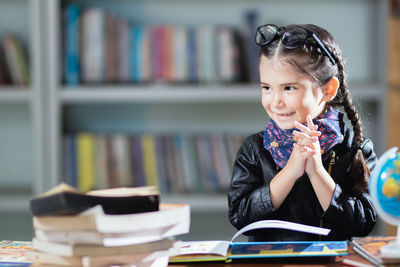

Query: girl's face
[[259, 56, 326, 130]]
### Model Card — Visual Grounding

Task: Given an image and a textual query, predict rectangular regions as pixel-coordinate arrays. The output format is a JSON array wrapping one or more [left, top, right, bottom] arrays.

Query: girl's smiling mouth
[[275, 112, 295, 117]]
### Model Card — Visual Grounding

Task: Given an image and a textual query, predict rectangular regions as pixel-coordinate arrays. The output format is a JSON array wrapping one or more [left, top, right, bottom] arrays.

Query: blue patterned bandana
[[263, 108, 344, 168]]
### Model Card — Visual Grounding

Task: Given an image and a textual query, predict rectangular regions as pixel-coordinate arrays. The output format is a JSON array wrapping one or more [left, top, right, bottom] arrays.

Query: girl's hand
[[282, 115, 319, 179], [293, 115, 336, 211], [293, 115, 324, 177]]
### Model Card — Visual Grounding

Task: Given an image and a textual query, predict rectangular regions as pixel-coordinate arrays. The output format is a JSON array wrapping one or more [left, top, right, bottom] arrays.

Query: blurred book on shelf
[[0, 34, 30, 86], [61, 132, 246, 194], [62, 4, 258, 86]]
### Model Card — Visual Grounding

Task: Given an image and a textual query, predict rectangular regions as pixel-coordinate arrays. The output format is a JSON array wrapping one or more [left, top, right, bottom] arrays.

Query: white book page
[[230, 220, 331, 242], [174, 241, 230, 257]]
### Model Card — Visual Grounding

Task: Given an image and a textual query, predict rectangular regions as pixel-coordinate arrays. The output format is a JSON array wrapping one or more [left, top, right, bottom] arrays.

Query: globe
[[369, 147, 400, 258]]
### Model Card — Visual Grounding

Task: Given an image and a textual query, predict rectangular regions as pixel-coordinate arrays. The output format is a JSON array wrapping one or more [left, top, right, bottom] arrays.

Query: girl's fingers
[[293, 143, 317, 155], [293, 121, 320, 136], [293, 131, 320, 143], [306, 115, 316, 129], [293, 143, 306, 152], [293, 121, 310, 133]]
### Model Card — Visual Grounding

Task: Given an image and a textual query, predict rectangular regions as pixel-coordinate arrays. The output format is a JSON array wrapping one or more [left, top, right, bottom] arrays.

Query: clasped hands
[[286, 114, 325, 178]]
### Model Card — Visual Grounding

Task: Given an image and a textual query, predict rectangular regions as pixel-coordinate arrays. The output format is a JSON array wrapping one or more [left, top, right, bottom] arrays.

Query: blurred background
[[0, 0, 398, 241]]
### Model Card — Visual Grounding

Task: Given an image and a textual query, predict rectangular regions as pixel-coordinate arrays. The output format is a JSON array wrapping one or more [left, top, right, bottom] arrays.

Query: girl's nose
[[271, 91, 284, 107]]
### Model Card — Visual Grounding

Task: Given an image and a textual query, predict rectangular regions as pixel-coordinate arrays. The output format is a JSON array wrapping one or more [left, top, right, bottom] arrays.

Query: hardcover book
[[351, 236, 400, 266], [169, 220, 348, 263], [30, 183, 159, 216]]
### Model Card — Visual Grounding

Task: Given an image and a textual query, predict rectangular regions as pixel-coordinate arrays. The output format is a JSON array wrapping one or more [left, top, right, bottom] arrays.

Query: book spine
[[141, 134, 159, 189], [76, 133, 95, 192], [64, 4, 80, 86], [81, 8, 105, 83]]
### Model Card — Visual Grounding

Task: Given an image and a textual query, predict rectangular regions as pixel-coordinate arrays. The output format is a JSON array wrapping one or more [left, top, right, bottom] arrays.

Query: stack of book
[[27, 183, 190, 267]]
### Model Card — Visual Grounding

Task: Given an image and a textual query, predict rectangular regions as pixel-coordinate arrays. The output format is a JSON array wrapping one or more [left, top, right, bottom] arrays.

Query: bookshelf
[[0, 0, 389, 240], [43, 0, 389, 239], [0, 0, 44, 213]]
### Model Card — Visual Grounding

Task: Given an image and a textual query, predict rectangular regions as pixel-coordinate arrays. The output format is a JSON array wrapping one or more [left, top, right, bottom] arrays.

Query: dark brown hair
[[259, 24, 369, 191]]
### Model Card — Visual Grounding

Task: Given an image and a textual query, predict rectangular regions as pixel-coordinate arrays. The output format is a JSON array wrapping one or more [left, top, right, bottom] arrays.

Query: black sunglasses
[[255, 24, 336, 65]]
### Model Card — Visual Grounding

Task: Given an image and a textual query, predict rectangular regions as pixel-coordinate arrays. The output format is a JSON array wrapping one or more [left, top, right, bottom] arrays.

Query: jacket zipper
[[320, 150, 336, 240]]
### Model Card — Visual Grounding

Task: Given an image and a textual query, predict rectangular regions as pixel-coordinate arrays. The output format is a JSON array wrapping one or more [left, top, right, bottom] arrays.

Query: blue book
[[63, 134, 77, 188], [64, 4, 80, 86], [230, 240, 348, 259], [130, 25, 144, 82]]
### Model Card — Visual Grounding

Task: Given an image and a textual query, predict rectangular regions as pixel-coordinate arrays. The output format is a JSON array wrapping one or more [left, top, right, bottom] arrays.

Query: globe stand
[[380, 225, 400, 258]]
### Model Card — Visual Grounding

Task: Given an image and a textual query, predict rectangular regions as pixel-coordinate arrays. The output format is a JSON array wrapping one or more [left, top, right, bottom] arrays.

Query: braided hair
[[259, 24, 369, 191]]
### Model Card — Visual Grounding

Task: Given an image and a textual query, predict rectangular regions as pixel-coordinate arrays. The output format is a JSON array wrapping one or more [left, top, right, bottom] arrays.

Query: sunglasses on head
[[255, 24, 336, 65]]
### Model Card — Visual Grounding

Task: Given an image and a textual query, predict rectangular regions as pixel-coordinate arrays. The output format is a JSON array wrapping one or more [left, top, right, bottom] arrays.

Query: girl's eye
[[285, 86, 296, 91], [262, 86, 271, 91]]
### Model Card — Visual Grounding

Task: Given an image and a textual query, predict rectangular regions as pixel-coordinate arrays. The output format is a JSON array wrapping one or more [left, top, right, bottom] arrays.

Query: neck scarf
[[263, 107, 344, 169]]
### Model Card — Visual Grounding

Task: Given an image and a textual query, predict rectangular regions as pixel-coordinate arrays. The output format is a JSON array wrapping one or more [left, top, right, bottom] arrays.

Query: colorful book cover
[[170, 240, 347, 263], [229, 241, 348, 259], [0, 240, 33, 264]]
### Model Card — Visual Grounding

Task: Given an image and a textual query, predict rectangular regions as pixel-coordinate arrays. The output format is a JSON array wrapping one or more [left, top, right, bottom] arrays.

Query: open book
[[169, 220, 347, 263]]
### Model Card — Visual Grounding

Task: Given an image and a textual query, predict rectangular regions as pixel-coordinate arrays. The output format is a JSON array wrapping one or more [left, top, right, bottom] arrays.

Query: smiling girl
[[228, 24, 377, 241]]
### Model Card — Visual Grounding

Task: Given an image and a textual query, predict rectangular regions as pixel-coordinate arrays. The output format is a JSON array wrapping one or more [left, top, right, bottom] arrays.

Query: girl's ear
[[323, 77, 340, 101]]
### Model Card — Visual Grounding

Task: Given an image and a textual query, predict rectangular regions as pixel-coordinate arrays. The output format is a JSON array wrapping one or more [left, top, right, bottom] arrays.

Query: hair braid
[[327, 47, 364, 144], [328, 45, 369, 191]]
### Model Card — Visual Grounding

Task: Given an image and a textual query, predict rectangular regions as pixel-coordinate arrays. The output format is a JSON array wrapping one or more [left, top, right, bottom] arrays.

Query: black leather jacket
[[228, 128, 377, 241]]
